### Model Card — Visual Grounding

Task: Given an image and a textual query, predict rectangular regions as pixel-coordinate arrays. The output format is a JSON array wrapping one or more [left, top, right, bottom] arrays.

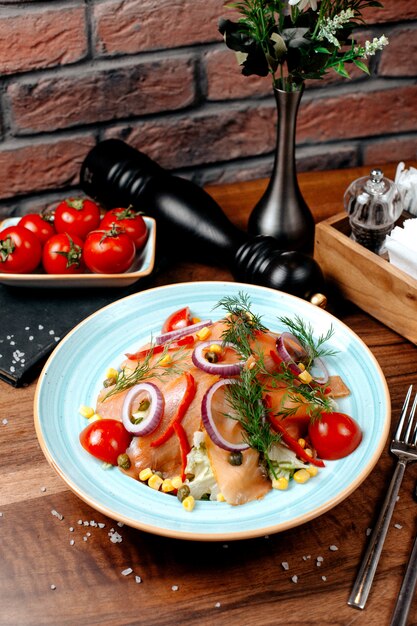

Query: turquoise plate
[[34, 282, 390, 541]]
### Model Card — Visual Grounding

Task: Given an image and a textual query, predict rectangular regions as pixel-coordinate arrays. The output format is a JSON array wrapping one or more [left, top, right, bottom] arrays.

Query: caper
[[228, 451, 243, 466], [154, 470, 164, 479], [177, 485, 191, 502], [103, 377, 116, 388], [131, 415, 143, 425], [185, 473, 195, 482], [205, 351, 218, 363], [117, 453, 131, 470], [200, 493, 210, 501], [138, 399, 150, 411]]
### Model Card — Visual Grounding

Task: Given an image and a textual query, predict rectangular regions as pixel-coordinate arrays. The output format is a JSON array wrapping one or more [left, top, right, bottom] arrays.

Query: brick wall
[[0, 0, 416, 218]]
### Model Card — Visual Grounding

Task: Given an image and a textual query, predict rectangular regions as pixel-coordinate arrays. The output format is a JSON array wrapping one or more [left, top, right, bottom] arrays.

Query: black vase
[[248, 87, 315, 254], [80, 139, 326, 302]]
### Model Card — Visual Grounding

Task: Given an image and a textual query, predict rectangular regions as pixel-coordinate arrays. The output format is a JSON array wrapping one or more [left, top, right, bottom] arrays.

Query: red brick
[[362, 0, 417, 23], [104, 105, 277, 169], [93, 0, 224, 56], [378, 26, 417, 76], [363, 136, 417, 166], [298, 85, 417, 143], [0, 136, 96, 200], [7, 58, 197, 133], [0, 6, 87, 75], [205, 49, 272, 100]]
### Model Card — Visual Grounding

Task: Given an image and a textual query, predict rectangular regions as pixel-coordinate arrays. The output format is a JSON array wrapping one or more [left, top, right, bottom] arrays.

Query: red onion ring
[[276, 332, 309, 375], [155, 319, 213, 345], [122, 382, 164, 435], [192, 340, 243, 376], [201, 379, 250, 452], [310, 356, 329, 385]]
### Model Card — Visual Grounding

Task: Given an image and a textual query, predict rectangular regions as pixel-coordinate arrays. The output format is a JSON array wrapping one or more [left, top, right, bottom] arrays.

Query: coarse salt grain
[[50, 584, 56, 590], [117, 522, 124, 527], [291, 575, 298, 584], [98, 523, 105, 529], [49, 330, 55, 335], [366, 528, 372, 536], [329, 545, 338, 551], [135, 576, 142, 584], [70, 539, 75, 546], [40, 486, 47, 492], [394, 523, 403, 530], [77, 520, 83, 525], [322, 576, 327, 582], [122, 568, 133, 576], [215, 602, 221, 608], [281, 562, 289, 571], [302, 555, 311, 561], [2, 419, 8, 425], [69, 527, 74, 532], [171, 585, 179, 591], [51, 509, 64, 521], [29, 336, 34, 341], [109, 530, 122, 543], [38, 325, 44, 330]]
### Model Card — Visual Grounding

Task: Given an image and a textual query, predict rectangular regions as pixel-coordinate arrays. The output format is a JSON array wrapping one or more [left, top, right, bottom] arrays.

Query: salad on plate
[[79, 293, 362, 512]]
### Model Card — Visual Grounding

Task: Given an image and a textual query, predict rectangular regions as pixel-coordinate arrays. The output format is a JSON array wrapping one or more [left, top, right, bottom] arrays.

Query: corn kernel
[[272, 477, 289, 490], [161, 479, 175, 493], [88, 413, 102, 423], [298, 369, 313, 384], [297, 362, 306, 371], [79, 405, 95, 419], [171, 476, 183, 490], [196, 326, 212, 341], [297, 438, 306, 448], [148, 474, 163, 490], [304, 448, 313, 457], [216, 493, 226, 502], [293, 469, 311, 484], [191, 317, 201, 324], [159, 354, 172, 367], [182, 495, 195, 512], [208, 343, 222, 354], [139, 468, 153, 482], [105, 367, 118, 380], [307, 465, 319, 477]]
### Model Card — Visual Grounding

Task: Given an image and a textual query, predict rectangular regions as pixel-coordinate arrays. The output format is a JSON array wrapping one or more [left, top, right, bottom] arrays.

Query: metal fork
[[348, 385, 417, 610]]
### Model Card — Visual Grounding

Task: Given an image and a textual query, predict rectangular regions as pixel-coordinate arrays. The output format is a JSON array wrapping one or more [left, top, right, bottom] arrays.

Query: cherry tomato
[[79, 419, 132, 465], [83, 227, 136, 274], [54, 197, 101, 240], [19, 213, 56, 245], [162, 307, 192, 334], [42, 233, 85, 274], [99, 207, 148, 250], [0, 225, 42, 273], [308, 412, 362, 460]]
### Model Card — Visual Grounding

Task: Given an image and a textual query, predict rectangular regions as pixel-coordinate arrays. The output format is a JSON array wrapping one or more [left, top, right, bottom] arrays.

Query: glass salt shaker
[[343, 168, 403, 255]]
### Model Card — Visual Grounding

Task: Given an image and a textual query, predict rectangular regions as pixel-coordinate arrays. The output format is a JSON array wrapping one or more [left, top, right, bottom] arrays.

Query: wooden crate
[[315, 212, 417, 345]]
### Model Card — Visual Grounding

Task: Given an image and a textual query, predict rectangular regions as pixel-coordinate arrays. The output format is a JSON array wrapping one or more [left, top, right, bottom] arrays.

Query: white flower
[[316, 9, 355, 47], [361, 35, 389, 57], [288, 0, 318, 11]]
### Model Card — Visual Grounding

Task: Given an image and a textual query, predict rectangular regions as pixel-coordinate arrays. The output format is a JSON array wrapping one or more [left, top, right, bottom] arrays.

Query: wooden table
[[2, 164, 417, 626]]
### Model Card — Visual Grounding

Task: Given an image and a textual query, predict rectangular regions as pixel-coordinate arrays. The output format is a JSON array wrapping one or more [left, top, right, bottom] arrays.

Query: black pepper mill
[[80, 139, 326, 304]]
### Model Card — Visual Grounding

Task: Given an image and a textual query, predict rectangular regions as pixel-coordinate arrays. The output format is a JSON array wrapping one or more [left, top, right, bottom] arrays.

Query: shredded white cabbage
[[185, 432, 220, 501]]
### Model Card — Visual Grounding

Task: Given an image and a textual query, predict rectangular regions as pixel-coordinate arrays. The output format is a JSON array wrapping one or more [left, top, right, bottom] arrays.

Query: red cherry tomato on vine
[[308, 412, 362, 460], [83, 227, 136, 274], [54, 197, 101, 240], [19, 213, 56, 245], [99, 207, 148, 250], [79, 419, 132, 465], [0, 225, 42, 273], [42, 233, 85, 274], [161, 307, 192, 334]]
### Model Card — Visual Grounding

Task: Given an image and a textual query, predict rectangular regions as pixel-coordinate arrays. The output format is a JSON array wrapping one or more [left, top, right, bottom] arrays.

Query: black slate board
[[0, 277, 154, 387]]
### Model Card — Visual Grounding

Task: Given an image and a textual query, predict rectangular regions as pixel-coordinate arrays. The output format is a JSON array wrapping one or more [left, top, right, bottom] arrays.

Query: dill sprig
[[215, 292, 267, 359], [279, 315, 338, 368], [104, 344, 187, 399], [224, 366, 282, 478]]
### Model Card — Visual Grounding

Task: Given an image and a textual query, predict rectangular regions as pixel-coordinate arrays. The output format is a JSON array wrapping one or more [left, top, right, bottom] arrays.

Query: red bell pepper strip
[[126, 335, 195, 361], [150, 372, 196, 448], [264, 394, 325, 468], [173, 422, 191, 481]]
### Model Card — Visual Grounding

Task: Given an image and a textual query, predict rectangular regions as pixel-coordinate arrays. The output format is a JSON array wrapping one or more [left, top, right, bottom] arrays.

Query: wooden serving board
[[315, 212, 417, 345]]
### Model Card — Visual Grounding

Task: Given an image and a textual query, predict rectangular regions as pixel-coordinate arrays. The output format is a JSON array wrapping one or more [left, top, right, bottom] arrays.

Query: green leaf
[[335, 62, 350, 78], [315, 46, 331, 54], [353, 59, 370, 74]]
